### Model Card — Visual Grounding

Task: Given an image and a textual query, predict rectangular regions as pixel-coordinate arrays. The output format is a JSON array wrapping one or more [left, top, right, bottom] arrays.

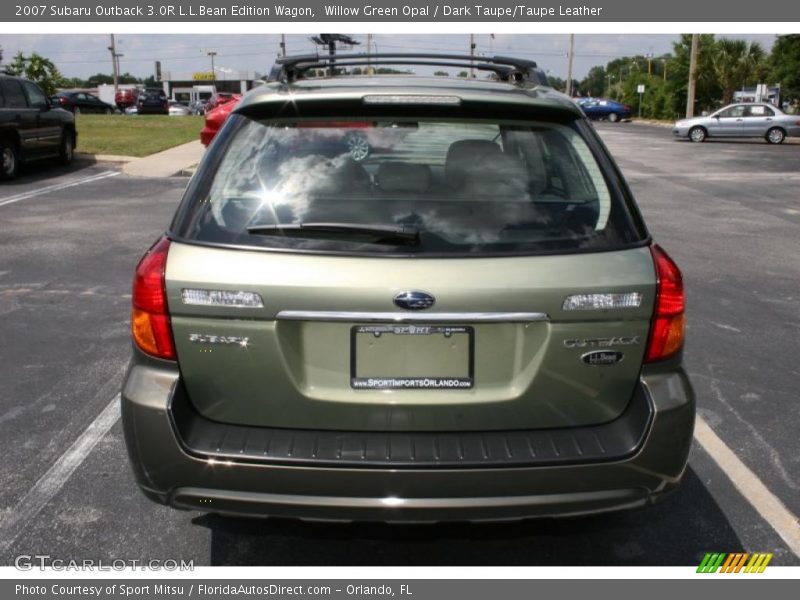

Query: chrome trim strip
[[276, 311, 549, 323]]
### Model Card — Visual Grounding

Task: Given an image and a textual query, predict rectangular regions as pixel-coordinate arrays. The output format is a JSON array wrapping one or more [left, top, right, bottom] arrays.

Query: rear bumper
[[121, 355, 695, 522]]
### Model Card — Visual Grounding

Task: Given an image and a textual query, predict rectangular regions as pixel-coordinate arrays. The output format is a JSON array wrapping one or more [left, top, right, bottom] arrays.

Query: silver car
[[673, 103, 800, 144]]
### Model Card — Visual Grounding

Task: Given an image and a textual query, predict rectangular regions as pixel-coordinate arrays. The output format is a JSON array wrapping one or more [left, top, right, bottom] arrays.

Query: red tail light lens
[[132, 237, 175, 360], [645, 244, 685, 363]]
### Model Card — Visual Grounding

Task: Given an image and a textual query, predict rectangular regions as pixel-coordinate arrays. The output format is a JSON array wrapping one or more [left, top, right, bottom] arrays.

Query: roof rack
[[267, 53, 549, 86]]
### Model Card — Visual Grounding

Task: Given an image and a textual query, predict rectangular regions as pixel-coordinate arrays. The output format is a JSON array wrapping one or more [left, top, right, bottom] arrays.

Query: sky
[[0, 33, 778, 81]]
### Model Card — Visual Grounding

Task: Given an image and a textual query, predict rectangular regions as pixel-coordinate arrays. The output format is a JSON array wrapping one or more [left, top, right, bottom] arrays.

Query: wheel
[[766, 127, 785, 144], [0, 138, 20, 180], [608, 112, 620, 123], [59, 130, 75, 166], [73, 106, 81, 115], [689, 126, 707, 143], [344, 132, 370, 162]]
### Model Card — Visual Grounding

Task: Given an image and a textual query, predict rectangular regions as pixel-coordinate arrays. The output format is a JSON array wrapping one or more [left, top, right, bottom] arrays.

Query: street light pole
[[206, 50, 217, 87], [566, 33, 575, 96]]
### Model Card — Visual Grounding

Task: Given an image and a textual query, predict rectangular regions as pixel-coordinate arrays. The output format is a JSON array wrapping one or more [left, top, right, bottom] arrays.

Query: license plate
[[350, 324, 474, 390]]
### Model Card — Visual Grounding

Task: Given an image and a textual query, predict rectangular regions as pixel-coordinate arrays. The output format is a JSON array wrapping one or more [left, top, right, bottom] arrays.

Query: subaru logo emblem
[[393, 291, 435, 310]]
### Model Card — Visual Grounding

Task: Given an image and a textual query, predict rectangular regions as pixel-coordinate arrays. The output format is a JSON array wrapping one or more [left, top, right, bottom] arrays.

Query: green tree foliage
[[579, 66, 607, 97], [713, 38, 767, 104], [769, 34, 800, 103], [546, 76, 566, 92], [667, 34, 720, 117], [433, 70, 449, 76], [6, 51, 64, 96]]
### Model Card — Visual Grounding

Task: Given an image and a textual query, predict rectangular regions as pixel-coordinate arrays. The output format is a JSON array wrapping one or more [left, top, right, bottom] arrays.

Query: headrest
[[445, 140, 502, 189], [376, 162, 432, 193], [457, 152, 529, 198]]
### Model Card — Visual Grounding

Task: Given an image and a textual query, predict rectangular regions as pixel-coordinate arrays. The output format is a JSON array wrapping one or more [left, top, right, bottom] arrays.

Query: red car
[[204, 92, 240, 112], [114, 88, 139, 111], [200, 99, 239, 146]]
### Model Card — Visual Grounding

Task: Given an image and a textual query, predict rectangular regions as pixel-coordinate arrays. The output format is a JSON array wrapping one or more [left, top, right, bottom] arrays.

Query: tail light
[[58, 97, 68, 105], [645, 244, 685, 362], [132, 237, 175, 360], [624, 104, 631, 112]]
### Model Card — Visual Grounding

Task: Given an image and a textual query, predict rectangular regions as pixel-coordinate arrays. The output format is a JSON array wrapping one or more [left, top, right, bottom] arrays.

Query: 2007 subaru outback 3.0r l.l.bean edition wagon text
[[121, 54, 694, 522]]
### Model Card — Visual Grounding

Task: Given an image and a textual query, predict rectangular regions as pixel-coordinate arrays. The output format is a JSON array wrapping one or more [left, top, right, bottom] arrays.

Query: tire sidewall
[[689, 127, 706, 143], [0, 139, 20, 180], [766, 127, 785, 144], [59, 130, 75, 165]]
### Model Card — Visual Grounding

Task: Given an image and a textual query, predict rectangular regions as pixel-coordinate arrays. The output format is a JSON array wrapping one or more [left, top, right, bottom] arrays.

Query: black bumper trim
[[168, 383, 653, 470]]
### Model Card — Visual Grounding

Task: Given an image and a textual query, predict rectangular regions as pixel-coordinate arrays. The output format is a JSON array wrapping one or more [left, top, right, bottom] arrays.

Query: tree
[[547, 76, 566, 93], [6, 52, 64, 96], [86, 73, 114, 87], [714, 38, 767, 104], [669, 34, 720, 115], [457, 71, 468, 78], [579, 66, 606, 97], [769, 34, 800, 104], [433, 70, 449, 76]]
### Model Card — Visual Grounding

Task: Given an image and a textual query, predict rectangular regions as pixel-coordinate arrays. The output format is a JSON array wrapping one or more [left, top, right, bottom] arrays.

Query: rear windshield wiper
[[246, 222, 420, 245]]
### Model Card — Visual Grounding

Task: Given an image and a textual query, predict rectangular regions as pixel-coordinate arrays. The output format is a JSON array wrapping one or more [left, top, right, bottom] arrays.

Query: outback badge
[[581, 350, 624, 366]]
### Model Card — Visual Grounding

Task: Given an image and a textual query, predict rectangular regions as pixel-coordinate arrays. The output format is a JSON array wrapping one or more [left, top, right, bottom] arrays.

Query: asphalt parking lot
[[0, 123, 798, 566]]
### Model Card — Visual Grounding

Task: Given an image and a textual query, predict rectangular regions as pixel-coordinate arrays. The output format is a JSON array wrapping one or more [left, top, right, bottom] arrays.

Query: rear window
[[172, 115, 642, 256]]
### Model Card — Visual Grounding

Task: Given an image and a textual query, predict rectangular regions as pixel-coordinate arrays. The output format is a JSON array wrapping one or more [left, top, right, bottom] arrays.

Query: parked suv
[[1, 73, 76, 180], [122, 54, 694, 522], [136, 87, 168, 115]]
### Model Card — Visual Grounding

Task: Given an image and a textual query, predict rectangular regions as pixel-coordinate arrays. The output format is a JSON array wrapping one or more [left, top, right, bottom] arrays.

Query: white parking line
[[0, 170, 120, 208], [694, 416, 800, 557], [0, 394, 121, 552]]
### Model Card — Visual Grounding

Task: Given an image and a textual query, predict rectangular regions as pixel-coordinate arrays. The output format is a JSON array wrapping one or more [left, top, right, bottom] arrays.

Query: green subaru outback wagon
[[122, 54, 694, 522]]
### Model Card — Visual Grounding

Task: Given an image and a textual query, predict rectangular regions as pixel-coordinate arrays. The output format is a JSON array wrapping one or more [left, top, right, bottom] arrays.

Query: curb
[[75, 153, 137, 164]]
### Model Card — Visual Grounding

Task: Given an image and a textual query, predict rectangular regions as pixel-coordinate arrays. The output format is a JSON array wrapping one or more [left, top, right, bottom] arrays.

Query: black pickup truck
[[0, 73, 76, 180]]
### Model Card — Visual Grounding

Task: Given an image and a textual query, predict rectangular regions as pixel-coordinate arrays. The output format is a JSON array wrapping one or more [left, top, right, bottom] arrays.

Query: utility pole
[[367, 33, 372, 75], [469, 34, 475, 78], [686, 34, 699, 118], [108, 34, 119, 92], [280, 34, 286, 57], [566, 34, 575, 96]]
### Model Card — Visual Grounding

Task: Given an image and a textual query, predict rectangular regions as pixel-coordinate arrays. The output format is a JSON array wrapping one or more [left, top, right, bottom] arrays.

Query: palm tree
[[714, 39, 767, 104]]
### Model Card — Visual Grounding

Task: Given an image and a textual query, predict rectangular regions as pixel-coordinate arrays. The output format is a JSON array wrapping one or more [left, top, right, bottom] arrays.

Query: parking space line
[[0, 170, 120, 208], [0, 394, 121, 552], [694, 416, 800, 557]]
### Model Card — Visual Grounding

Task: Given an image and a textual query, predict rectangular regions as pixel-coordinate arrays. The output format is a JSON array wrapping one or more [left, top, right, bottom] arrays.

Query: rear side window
[[173, 116, 641, 256], [0, 79, 28, 109], [21, 81, 48, 109]]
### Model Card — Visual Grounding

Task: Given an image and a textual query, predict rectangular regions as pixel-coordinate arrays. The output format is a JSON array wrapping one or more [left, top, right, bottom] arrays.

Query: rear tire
[[608, 112, 620, 123], [59, 130, 75, 166], [689, 126, 707, 143], [0, 138, 20, 181], [766, 127, 785, 144]]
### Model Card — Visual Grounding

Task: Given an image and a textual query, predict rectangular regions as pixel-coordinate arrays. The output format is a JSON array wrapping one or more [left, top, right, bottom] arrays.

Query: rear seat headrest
[[376, 162, 432, 193], [445, 140, 502, 189]]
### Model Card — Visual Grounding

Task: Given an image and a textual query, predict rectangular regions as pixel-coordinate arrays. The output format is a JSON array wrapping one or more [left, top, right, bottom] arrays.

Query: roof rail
[[267, 53, 549, 86]]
